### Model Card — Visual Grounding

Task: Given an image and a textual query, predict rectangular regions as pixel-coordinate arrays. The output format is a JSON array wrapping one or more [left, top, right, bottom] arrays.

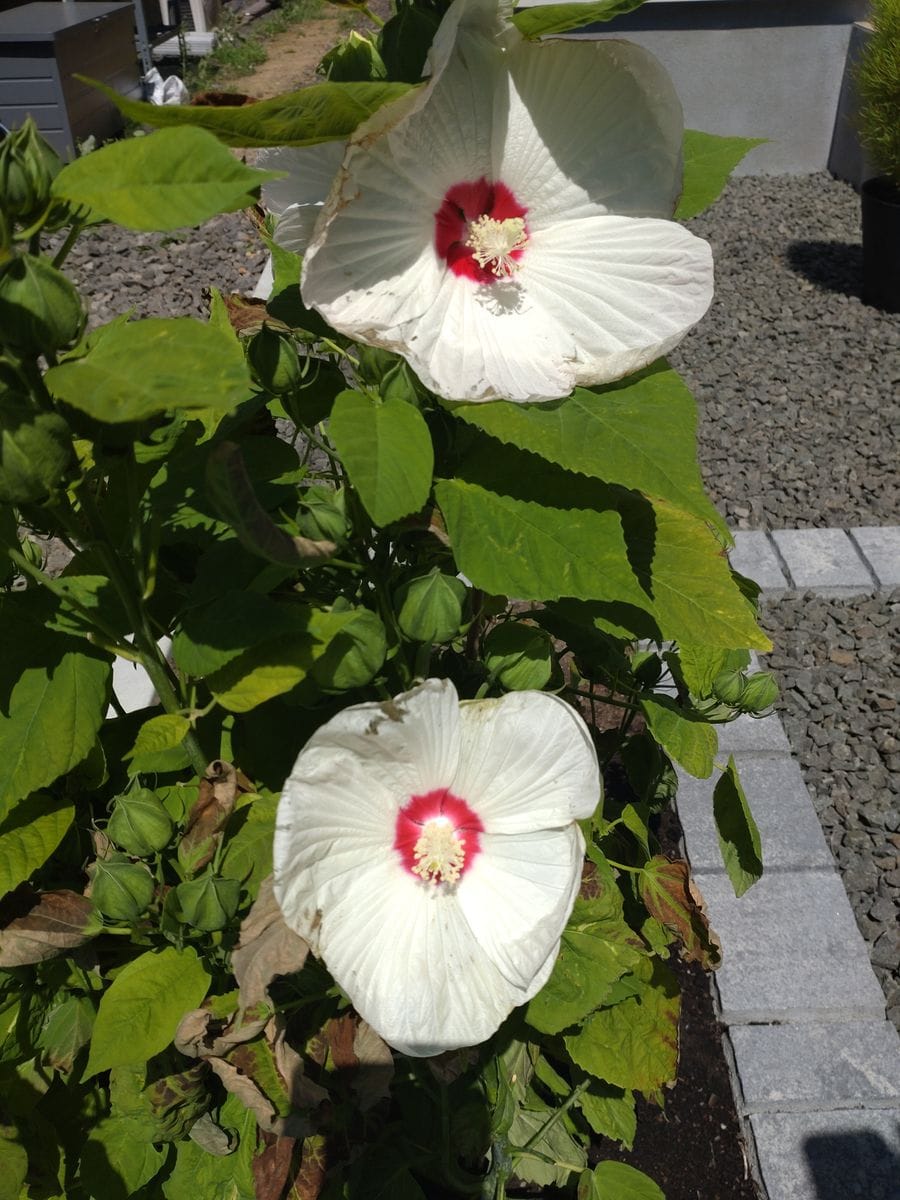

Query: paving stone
[[731, 1021, 900, 1113], [729, 530, 789, 592], [849, 527, 900, 589], [716, 712, 792, 755], [693, 870, 888, 1023], [677, 754, 834, 872], [770, 528, 875, 594], [749, 1109, 900, 1200]]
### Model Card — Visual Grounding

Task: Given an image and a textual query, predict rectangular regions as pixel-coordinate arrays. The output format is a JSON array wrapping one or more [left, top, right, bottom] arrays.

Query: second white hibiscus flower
[[260, 0, 714, 403]]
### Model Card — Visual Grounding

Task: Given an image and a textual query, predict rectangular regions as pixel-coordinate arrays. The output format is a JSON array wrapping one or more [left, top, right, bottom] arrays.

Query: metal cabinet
[[0, 2, 140, 159]]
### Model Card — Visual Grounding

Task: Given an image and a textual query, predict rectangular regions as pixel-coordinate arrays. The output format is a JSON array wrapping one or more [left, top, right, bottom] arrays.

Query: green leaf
[[436, 455, 769, 651], [0, 1127, 28, 1200], [450, 363, 726, 534], [0, 600, 110, 817], [565, 963, 679, 1100], [640, 695, 716, 779], [220, 794, 277, 898], [508, 1104, 587, 1188], [173, 592, 306, 678], [677, 130, 767, 220], [713, 755, 763, 897], [590, 1161, 665, 1200], [85, 76, 416, 147], [512, 0, 644, 38], [52, 126, 278, 231], [124, 715, 192, 776], [0, 793, 74, 897], [85, 946, 210, 1078], [38, 994, 95, 1072], [45, 317, 251, 424], [79, 1116, 167, 1199], [577, 1083, 637, 1150], [329, 390, 433, 526]]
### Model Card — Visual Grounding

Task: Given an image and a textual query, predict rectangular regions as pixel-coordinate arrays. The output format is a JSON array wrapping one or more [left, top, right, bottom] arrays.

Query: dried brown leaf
[[178, 759, 250, 876], [324, 1015, 357, 1071], [232, 876, 310, 1013], [174, 1004, 269, 1059], [253, 1131, 296, 1200], [0, 888, 98, 967], [351, 1020, 393, 1111], [269, 1017, 328, 1110], [639, 857, 723, 970], [291, 1135, 328, 1200]]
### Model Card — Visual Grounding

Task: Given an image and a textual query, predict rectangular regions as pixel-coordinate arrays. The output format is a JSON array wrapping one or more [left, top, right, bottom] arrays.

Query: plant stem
[[516, 1077, 591, 1156]]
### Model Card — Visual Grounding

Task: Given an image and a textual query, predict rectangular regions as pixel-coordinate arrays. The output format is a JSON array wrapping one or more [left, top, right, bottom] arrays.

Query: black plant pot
[[861, 175, 900, 313]]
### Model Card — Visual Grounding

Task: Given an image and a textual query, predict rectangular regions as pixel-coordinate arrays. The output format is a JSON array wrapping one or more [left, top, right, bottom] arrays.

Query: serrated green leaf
[[85, 946, 210, 1078], [713, 755, 763, 897], [0, 793, 73, 897], [512, 0, 644, 38], [508, 1105, 587, 1187], [329, 390, 433, 526], [588, 1160, 665, 1200], [640, 694, 717, 779], [52, 126, 277, 231], [38, 995, 95, 1072], [526, 924, 642, 1035], [124, 715, 192, 776], [565, 963, 679, 1100], [450, 364, 726, 534], [677, 130, 767, 220], [577, 1083, 637, 1150], [86, 76, 416, 147], [0, 601, 109, 817], [45, 317, 250, 425], [79, 1117, 167, 1199]]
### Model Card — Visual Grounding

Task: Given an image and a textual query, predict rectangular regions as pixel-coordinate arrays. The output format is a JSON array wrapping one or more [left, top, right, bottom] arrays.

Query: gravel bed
[[671, 172, 900, 531], [762, 591, 900, 1031], [55, 177, 899, 1030]]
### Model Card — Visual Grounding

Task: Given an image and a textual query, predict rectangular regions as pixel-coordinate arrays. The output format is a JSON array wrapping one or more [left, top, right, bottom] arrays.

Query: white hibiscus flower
[[273, 678, 600, 1056], [259, 0, 713, 403]]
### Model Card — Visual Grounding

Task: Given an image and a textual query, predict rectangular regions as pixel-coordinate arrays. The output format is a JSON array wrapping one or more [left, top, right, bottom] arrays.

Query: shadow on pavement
[[786, 240, 863, 299], [804, 1125, 900, 1200]]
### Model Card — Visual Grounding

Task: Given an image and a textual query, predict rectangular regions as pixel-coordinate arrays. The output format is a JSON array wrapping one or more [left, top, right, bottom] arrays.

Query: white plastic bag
[[144, 67, 190, 106]]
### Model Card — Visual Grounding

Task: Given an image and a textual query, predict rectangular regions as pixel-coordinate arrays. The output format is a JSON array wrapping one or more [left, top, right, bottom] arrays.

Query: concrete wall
[[521, 0, 872, 176]]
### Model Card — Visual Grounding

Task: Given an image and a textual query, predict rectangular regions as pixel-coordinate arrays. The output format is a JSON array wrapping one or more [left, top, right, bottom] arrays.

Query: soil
[[210, 16, 764, 1198]]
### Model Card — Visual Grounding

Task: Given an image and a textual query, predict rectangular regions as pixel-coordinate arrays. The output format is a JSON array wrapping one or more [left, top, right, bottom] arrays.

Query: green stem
[[604, 858, 643, 874], [357, 2, 384, 27], [516, 1077, 591, 1156], [51, 218, 86, 269]]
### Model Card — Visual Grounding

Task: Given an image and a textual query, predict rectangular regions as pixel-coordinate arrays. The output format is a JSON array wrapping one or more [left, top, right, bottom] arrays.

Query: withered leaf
[[639, 857, 722, 970], [351, 1021, 394, 1111], [178, 759, 251, 876], [324, 1015, 357, 1072], [252, 1132, 296, 1200], [174, 1003, 268, 1060], [222, 292, 286, 336], [292, 1135, 328, 1200], [270, 1016, 328, 1110], [232, 876, 310, 1013], [0, 888, 99, 967]]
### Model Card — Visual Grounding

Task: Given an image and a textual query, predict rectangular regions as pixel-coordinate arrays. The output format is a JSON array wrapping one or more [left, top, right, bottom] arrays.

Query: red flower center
[[434, 178, 529, 283], [394, 788, 483, 884]]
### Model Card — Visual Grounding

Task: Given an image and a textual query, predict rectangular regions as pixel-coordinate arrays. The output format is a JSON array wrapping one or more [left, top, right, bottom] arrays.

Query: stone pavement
[[676, 525, 900, 1200]]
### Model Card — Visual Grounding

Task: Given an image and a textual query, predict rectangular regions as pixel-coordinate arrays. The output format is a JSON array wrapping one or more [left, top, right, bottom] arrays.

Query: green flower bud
[[0, 119, 61, 225], [91, 854, 154, 922], [484, 621, 555, 691], [395, 568, 467, 644], [0, 254, 85, 355], [175, 873, 240, 932], [712, 668, 747, 706], [739, 671, 779, 714], [318, 30, 387, 82], [0, 394, 73, 505], [296, 485, 348, 544], [247, 325, 302, 394], [19, 538, 44, 569], [107, 789, 173, 857]]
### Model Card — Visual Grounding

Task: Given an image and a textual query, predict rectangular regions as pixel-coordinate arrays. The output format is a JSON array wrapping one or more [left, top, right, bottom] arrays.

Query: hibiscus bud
[[739, 671, 779, 713], [19, 538, 44, 569], [0, 254, 85, 355], [247, 325, 302, 394], [175, 873, 240, 932], [484, 621, 555, 691], [0, 119, 61, 224], [90, 855, 155, 922], [395, 568, 467, 644], [107, 789, 173, 857], [318, 30, 386, 82], [0, 394, 73, 505], [297, 485, 348, 544], [712, 668, 747, 706]]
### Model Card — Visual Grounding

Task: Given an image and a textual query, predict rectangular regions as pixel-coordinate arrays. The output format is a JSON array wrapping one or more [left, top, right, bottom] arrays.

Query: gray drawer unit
[[0, 2, 139, 159]]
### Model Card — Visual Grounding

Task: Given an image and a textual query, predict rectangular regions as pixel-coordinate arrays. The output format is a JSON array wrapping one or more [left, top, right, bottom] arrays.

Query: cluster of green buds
[[711, 667, 779, 714], [0, 118, 63, 237], [90, 790, 173, 922]]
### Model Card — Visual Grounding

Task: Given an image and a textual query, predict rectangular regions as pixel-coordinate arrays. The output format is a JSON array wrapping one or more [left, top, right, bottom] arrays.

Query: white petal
[[499, 39, 683, 226], [521, 214, 714, 386], [457, 824, 584, 990], [258, 141, 346, 217], [311, 860, 520, 1056], [452, 691, 600, 833]]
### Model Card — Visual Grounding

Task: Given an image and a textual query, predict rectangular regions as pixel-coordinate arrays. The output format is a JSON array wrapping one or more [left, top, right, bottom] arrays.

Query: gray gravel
[[672, 172, 900, 532], [762, 591, 900, 1032], [53, 177, 899, 1027]]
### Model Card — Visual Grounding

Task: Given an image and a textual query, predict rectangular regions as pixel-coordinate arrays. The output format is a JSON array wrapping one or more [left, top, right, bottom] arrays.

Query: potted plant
[[858, 0, 900, 311]]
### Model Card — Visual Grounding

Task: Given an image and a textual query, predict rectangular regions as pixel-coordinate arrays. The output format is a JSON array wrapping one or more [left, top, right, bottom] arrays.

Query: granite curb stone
[[769, 528, 877, 595], [728, 526, 900, 598], [849, 527, 900, 589]]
